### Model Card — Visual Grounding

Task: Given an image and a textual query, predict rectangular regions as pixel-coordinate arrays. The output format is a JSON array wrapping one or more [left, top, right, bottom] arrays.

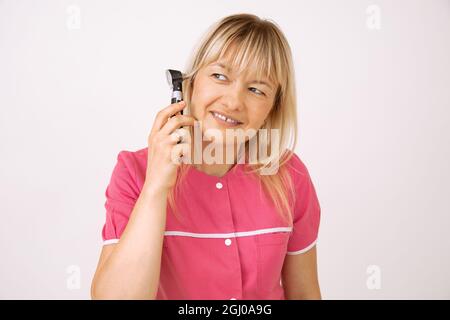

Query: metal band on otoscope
[[171, 91, 183, 104]]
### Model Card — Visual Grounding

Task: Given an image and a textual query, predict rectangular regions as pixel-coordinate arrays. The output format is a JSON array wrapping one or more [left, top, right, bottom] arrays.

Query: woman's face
[[189, 59, 277, 145]]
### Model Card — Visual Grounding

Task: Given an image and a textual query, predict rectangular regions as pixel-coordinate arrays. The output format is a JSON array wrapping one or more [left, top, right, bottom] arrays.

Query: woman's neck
[[193, 162, 236, 177], [190, 140, 241, 177]]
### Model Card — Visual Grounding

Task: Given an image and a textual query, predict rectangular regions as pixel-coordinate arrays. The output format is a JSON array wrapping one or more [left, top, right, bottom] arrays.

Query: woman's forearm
[[91, 184, 168, 299]]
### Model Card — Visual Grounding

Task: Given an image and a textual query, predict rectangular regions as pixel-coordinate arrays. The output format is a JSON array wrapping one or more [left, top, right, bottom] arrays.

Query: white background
[[0, 0, 449, 299]]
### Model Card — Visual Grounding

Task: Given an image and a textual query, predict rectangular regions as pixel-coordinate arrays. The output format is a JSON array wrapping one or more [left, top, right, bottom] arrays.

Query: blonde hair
[[167, 13, 299, 226]]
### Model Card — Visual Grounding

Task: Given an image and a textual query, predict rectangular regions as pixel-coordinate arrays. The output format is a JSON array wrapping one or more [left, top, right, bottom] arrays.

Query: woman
[[91, 13, 322, 300]]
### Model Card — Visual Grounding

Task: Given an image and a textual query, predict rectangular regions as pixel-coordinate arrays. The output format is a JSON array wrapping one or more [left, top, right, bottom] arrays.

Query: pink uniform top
[[101, 147, 321, 300]]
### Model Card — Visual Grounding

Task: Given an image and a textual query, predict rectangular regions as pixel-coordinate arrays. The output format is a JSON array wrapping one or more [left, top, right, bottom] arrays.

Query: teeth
[[213, 112, 239, 124]]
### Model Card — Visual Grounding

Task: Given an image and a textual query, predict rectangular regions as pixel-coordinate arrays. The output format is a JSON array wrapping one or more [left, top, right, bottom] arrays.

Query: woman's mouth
[[210, 111, 243, 127]]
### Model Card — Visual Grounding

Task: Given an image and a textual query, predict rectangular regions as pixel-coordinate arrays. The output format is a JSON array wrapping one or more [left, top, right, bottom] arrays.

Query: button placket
[[214, 176, 243, 300]]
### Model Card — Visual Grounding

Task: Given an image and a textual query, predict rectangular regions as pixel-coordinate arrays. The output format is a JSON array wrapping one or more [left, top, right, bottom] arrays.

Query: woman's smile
[[209, 110, 243, 127]]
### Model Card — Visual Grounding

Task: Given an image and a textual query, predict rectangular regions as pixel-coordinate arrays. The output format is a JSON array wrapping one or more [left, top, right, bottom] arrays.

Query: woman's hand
[[145, 101, 195, 191]]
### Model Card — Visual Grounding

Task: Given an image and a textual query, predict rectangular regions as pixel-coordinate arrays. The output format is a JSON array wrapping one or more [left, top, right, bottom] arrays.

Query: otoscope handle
[[170, 95, 184, 144], [171, 90, 183, 107]]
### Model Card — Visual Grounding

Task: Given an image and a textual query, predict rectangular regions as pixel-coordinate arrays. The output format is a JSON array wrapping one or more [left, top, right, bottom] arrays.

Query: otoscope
[[166, 69, 185, 144], [166, 69, 184, 107]]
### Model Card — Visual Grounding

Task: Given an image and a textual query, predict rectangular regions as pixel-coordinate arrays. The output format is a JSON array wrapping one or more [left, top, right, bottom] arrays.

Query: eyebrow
[[210, 62, 274, 90]]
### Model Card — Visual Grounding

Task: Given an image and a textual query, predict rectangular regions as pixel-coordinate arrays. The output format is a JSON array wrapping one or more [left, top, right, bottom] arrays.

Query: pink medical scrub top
[[101, 147, 321, 300]]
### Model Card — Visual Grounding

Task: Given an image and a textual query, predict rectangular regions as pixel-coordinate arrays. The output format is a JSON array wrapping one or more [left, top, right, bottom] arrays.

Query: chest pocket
[[255, 231, 290, 293]]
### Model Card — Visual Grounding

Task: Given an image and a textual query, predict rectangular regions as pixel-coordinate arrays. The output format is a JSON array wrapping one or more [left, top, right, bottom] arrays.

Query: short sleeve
[[101, 151, 140, 245], [286, 153, 321, 255]]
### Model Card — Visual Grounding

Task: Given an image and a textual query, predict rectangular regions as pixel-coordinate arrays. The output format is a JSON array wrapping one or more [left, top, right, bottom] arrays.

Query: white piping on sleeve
[[286, 238, 318, 255], [103, 239, 119, 245]]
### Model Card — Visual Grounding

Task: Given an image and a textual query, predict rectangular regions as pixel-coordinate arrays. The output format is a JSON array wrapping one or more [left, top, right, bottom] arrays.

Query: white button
[[224, 238, 232, 246], [230, 297, 237, 300], [216, 182, 223, 189]]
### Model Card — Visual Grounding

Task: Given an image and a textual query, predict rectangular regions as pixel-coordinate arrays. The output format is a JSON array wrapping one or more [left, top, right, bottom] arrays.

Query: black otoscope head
[[166, 69, 184, 104]]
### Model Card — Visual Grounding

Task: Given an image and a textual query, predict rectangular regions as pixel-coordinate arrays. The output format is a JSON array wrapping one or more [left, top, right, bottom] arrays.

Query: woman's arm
[[90, 184, 168, 300], [281, 246, 322, 299]]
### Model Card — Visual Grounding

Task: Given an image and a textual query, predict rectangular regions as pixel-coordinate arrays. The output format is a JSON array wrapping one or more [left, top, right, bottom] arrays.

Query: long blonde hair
[[168, 13, 299, 227]]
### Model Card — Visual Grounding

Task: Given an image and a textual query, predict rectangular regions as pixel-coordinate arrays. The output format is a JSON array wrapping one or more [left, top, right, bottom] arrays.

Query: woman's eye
[[249, 87, 265, 96], [211, 74, 265, 96], [211, 73, 227, 81]]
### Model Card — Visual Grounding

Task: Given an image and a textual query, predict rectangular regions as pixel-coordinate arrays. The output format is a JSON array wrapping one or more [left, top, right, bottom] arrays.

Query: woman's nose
[[222, 86, 245, 111]]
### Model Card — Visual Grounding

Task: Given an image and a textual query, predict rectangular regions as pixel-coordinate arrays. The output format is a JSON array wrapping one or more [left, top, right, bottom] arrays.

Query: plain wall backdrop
[[1, 0, 449, 299]]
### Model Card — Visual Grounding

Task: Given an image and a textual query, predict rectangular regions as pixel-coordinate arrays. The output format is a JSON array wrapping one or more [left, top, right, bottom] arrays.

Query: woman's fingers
[[169, 130, 182, 144], [160, 114, 196, 136], [150, 101, 186, 136], [170, 141, 191, 165], [145, 102, 196, 190]]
